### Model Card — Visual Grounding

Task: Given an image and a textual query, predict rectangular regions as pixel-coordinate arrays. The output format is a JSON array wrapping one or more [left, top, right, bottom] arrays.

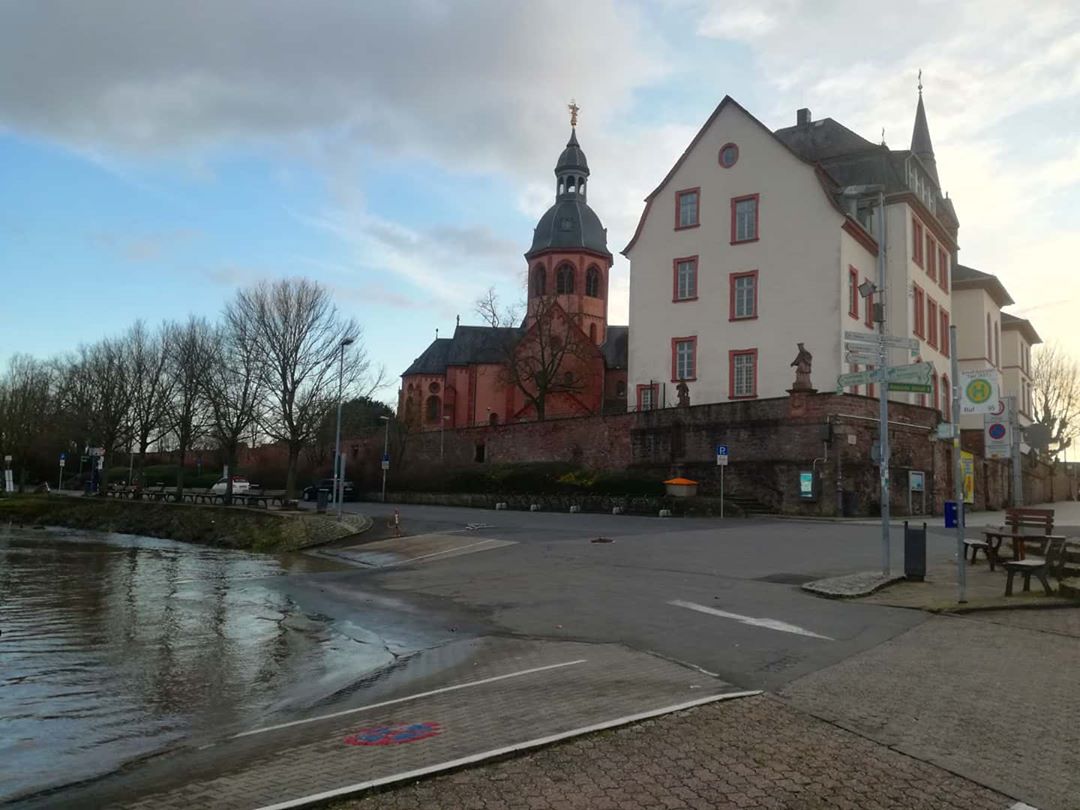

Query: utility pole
[[380, 415, 390, 503], [1009, 395, 1023, 507], [875, 189, 891, 578], [333, 337, 354, 520], [950, 325, 966, 603]]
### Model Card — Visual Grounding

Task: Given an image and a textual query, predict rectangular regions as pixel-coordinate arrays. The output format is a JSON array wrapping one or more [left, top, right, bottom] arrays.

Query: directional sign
[[837, 369, 881, 390], [843, 331, 920, 351], [845, 350, 882, 364], [886, 363, 933, 385]]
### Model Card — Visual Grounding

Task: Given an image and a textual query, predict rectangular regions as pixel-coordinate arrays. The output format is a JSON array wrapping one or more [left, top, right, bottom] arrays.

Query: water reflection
[[0, 527, 381, 803]]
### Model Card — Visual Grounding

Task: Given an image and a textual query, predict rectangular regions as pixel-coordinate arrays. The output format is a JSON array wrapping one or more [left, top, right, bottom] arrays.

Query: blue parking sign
[[715, 444, 728, 456]]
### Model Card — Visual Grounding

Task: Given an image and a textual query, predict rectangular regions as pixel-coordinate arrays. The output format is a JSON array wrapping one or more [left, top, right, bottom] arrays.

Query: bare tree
[[476, 287, 596, 421], [201, 318, 263, 503], [1031, 342, 1080, 459], [230, 279, 381, 500], [164, 317, 214, 496], [0, 355, 54, 488], [57, 338, 133, 492], [126, 321, 174, 481]]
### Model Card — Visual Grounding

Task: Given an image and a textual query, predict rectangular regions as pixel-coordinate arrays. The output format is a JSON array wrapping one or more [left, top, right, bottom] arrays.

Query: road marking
[[381, 538, 505, 567], [668, 600, 834, 640], [1009, 803, 1039, 809], [232, 659, 586, 739], [252, 689, 761, 810]]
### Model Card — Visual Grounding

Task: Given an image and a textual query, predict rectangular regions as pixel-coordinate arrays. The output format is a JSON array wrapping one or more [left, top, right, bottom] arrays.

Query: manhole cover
[[754, 573, 816, 585]]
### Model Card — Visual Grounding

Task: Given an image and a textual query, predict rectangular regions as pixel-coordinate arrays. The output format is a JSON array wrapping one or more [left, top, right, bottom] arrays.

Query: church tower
[[524, 103, 613, 346]]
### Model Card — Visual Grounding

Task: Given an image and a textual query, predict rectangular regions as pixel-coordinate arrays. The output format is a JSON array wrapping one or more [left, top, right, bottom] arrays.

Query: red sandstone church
[[399, 121, 628, 430]]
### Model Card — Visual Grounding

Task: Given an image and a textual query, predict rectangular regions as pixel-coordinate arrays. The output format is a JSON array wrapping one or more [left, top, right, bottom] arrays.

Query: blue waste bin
[[944, 500, 958, 528]]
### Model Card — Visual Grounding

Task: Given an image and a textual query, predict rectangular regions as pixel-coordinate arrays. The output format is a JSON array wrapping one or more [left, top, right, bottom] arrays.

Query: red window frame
[[728, 348, 758, 399], [671, 336, 698, 382], [729, 269, 759, 320], [675, 187, 700, 230], [718, 142, 739, 168], [926, 235, 936, 281], [938, 247, 949, 292], [636, 383, 659, 411], [913, 284, 925, 338], [912, 216, 924, 267], [730, 193, 760, 244], [848, 266, 860, 320], [927, 298, 939, 349], [864, 278, 875, 328], [672, 255, 698, 302]]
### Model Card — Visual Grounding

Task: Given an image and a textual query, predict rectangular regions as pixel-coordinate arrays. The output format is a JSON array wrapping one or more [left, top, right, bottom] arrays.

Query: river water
[[0, 526, 389, 803]]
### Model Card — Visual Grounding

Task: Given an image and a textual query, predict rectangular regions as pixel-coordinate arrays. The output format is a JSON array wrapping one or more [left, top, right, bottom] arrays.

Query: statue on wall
[[676, 380, 690, 407], [790, 343, 814, 392]]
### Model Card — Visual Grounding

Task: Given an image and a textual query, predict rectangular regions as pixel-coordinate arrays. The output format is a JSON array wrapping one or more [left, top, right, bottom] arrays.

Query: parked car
[[302, 479, 356, 502], [211, 476, 251, 495]]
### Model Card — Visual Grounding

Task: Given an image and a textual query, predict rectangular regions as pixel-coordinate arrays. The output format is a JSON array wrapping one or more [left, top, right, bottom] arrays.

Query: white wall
[[626, 103, 854, 405]]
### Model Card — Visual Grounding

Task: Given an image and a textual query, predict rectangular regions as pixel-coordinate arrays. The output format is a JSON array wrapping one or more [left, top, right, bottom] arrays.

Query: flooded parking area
[[0, 526, 394, 803]]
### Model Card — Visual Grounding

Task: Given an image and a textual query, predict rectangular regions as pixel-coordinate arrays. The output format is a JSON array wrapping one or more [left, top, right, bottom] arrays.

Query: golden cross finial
[[568, 98, 580, 128]]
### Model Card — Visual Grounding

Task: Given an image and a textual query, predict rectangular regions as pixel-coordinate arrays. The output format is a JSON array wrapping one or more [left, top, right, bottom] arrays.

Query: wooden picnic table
[[975, 507, 1063, 567]]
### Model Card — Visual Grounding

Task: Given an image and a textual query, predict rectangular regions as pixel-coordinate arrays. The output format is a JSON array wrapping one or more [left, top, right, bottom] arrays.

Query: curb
[[802, 574, 906, 599]]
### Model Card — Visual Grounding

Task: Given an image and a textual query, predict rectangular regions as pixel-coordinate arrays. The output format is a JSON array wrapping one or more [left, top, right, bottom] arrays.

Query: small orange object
[[663, 477, 698, 485]]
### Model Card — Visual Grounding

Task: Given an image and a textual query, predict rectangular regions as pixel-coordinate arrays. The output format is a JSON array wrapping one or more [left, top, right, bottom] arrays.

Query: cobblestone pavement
[[336, 695, 1009, 810], [48, 639, 743, 810], [781, 611, 1080, 810]]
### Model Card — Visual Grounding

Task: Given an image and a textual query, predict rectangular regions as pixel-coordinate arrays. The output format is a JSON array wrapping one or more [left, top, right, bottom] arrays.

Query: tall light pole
[[334, 337, 354, 520], [379, 415, 390, 502]]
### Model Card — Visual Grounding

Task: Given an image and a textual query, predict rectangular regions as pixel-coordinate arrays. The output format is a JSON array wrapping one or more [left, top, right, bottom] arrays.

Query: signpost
[[58, 452, 66, 491], [885, 362, 933, 393], [959, 369, 1001, 415], [4, 454, 13, 494], [715, 444, 728, 519]]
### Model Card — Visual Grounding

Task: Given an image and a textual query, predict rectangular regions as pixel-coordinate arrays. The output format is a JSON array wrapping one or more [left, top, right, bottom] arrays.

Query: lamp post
[[379, 415, 390, 503], [334, 337, 354, 520]]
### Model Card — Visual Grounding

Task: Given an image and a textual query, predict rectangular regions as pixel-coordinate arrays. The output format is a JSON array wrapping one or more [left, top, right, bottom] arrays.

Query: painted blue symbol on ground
[[344, 721, 442, 746]]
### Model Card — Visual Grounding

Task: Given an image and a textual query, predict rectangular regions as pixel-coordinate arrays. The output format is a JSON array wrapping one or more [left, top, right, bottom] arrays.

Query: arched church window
[[425, 395, 441, 422], [533, 265, 546, 296], [568, 178, 576, 194], [585, 266, 601, 297], [556, 264, 575, 294]]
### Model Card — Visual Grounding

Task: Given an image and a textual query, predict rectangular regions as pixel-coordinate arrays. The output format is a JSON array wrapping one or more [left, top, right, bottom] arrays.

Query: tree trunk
[[176, 448, 187, 498], [286, 443, 300, 502]]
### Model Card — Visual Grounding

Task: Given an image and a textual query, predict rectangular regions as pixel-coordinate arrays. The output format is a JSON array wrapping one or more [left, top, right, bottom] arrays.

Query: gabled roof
[[953, 264, 1015, 307], [1001, 312, 1043, 345], [622, 95, 848, 255], [402, 338, 452, 376], [773, 117, 877, 161]]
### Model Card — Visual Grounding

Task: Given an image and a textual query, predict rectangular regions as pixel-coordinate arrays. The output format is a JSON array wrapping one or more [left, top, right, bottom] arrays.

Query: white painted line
[[382, 538, 505, 567], [232, 658, 586, 739], [668, 600, 834, 640], [252, 689, 761, 810], [1009, 802, 1039, 809]]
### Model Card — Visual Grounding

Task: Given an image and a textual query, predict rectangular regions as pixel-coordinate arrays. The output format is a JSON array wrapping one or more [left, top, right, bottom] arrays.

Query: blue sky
[[2, 1, 1078, 404]]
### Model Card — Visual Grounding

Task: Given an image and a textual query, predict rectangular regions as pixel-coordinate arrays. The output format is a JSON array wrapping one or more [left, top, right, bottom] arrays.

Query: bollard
[[569, 505, 580, 513], [659, 509, 672, 518], [495, 502, 508, 510], [612, 506, 624, 515], [530, 504, 540, 511]]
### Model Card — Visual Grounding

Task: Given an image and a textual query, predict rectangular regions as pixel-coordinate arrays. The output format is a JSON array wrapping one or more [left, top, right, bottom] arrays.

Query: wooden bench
[[1004, 536, 1067, 596], [968, 508, 1064, 570]]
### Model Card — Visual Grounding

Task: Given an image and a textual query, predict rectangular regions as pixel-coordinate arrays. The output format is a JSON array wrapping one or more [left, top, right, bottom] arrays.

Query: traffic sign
[[59, 459, 66, 468], [836, 369, 880, 390], [60, 452, 67, 461], [885, 362, 933, 386], [845, 350, 882, 364], [715, 444, 729, 466], [843, 331, 920, 351], [381, 452, 390, 471], [960, 369, 1000, 415]]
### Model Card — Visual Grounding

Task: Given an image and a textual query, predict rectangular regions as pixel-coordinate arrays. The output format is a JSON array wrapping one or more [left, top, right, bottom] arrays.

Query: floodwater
[[0, 526, 393, 803]]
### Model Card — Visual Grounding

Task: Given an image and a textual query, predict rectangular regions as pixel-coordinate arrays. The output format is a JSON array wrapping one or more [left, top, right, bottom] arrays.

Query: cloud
[[0, 1, 664, 178], [89, 228, 199, 262]]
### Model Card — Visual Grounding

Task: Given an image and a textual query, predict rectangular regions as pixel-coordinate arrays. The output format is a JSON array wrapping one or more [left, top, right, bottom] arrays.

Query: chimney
[[797, 108, 812, 126]]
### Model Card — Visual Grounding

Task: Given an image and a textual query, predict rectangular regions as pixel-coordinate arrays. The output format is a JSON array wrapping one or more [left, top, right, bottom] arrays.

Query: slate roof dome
[[527, 128, 610, 259]]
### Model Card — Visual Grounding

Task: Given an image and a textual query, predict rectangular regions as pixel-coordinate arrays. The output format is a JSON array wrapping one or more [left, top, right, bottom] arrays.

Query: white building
[[625, 92, 958, 415]]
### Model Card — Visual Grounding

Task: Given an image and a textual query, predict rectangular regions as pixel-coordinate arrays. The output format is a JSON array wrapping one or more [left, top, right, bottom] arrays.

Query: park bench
[[1004, 536, 1067, 596], [965, 508, 1063, 570], [142, 486, 168, 502]]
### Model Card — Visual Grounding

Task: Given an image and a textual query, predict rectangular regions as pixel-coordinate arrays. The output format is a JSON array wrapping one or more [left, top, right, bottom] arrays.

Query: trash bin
[[903, 521, 926, 581], [944, 500, 958, 528], [316, 488, 330, 514]]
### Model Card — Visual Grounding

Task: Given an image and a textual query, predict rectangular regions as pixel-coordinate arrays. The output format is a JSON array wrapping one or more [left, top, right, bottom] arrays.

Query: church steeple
[[911, 71, 939, 184]]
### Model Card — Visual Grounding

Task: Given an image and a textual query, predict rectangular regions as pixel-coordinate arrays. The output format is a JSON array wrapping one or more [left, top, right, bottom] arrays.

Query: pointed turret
[[910, 75, 939, 184]]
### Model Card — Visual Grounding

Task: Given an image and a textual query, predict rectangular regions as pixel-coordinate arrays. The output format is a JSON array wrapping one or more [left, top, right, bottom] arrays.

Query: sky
[[2, 0, 1079, 406]]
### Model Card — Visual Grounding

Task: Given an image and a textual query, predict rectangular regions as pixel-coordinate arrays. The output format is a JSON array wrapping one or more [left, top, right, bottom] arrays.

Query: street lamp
[[841, 184, 891, 577], [379, 415, 391, 503], [333, 336, 355, 520]]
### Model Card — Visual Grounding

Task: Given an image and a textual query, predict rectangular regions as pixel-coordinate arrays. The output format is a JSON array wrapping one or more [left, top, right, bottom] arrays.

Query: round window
[[429, 382, 440, 394], [719, 142, 739, 168]]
